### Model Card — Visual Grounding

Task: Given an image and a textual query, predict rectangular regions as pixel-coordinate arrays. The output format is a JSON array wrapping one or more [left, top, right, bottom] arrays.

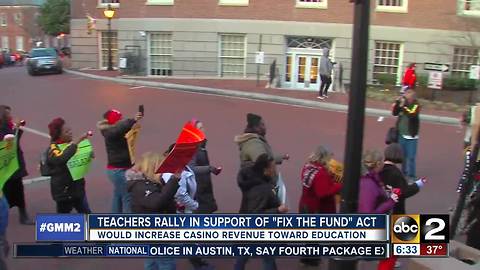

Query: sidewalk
[[67, 69, 461, 124]]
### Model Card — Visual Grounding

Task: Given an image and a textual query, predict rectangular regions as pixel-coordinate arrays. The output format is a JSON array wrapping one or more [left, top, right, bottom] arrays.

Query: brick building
[[70, 0, 480, 90], [0, 0, 46, 53]]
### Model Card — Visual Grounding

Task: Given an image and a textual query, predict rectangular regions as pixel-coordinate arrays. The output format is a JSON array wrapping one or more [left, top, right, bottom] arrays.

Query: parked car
[[0, 53, 4, 68], [26, 48, 63, 75]]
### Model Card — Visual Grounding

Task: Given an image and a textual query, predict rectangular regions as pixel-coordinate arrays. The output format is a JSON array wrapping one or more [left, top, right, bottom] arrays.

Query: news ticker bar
[[35, 214, 389, 242], [393, 244, 449, 257], [14, 243, 389, 258]]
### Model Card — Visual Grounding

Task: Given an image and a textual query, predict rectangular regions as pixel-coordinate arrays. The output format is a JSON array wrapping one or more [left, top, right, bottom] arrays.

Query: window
[[219, 34, 246, 77], [460, 0, 480, 16], [98, 0, 120, 7], [296, 0, 328, 9], [146, 0, 174, 5], [2, 36, 8, 50], [219, 0, 249, 6], [100, 31, 118, 69], [149, 32, 172, 76], [452, 47, 479, 78], [373, 41, 402, 81], [376, 0, 408, 13], [16, 36, 23, 51], [14, 13, 22, 25], [0, 14, 6, 26]]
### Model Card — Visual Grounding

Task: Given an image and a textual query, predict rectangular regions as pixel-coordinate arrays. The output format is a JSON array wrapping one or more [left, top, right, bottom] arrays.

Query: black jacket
[[97, 119, 136, 168], [392, 99, 420, 137], [189, 140, 218, 214], [379, 163, 419, 214], [237, 165, 280, 214], [126, 170, 179, 214], [47, 143, 85, 202], [0, 125, 27, 179]]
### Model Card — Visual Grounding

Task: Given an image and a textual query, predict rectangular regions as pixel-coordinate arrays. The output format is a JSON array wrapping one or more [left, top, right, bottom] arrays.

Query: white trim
[[376, 0, 408, 13], [146, 0, 174, 5], [218, 33, 247, 78], [218, 0, 249, 7], [296, 0, 328, 9], [459, 0, 480, 16]]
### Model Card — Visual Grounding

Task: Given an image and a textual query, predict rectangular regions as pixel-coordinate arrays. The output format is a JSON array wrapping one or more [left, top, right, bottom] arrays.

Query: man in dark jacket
[[47, 118, 90, 213], [235, 154, 288, 270], [98, 109, 142, 213], [392, 89, 420, 179]]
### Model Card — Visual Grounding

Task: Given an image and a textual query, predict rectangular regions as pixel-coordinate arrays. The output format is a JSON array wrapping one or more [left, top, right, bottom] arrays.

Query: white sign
[[424, 63, 450, 72], [428, 71, 443, 90], [119, 58, 127, 69], [255, 51, 265, 64], [470, 65, 480, 80]]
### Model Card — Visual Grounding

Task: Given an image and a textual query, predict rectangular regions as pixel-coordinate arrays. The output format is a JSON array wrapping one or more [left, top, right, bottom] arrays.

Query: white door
[[294, 55, 320, 90]]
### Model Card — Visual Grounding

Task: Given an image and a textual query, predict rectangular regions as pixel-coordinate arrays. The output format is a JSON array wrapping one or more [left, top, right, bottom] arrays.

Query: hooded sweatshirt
[[97, 118, 136, 168], [237, 164, 280, 214], [320, 48, 334, 77]]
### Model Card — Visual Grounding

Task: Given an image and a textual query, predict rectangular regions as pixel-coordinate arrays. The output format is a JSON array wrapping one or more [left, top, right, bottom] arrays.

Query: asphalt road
[[1, 66, 465, 270]]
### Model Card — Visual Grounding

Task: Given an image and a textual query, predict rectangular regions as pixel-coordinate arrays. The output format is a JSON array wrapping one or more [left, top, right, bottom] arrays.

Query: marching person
[[401, 63, 417, 93], [298, 146, 342, 267], [392, 89, 420, 180], [0, 105, 33, 225], [127, 152, 181, 270], [47, 118, 90, 213], [235, 154, 288, 270], [318, 47, 334, 100], [380, 143, 426, 215], [188, 119, 221, 270], [358, 150, 399, 270], [234, 113, 289, 168], [97, 109, 143, 213]]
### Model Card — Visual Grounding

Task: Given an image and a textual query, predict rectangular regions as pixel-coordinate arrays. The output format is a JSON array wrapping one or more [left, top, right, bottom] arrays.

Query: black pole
[[107, 17, 113, 71], [329, 0, 370, 269]]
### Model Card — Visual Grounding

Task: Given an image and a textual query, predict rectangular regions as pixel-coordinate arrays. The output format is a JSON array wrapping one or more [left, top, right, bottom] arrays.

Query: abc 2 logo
[[391, 215, 449, 244]]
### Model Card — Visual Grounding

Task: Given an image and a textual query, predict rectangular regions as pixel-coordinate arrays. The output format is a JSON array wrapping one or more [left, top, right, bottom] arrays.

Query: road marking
[[23, 176, 50, 185], [130, 86, 145, 90], [69, 77, 85, 80], [21, 127, 50, 139]]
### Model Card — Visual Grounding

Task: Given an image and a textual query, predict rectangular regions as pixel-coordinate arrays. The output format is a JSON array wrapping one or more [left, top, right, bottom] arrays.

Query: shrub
[[443, 77, 478, 91], [375, 73, 397, 86]]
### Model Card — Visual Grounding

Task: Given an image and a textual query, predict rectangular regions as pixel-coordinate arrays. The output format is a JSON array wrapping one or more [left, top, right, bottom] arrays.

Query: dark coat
[[299, 162, 342, 214], [47, 143, 85, 202], [392, 99, 420, 137], [188, 140, 218, 214], [0, 124, 27, 179], [126, 169, 179, 214], [379, 163, 419, 214], [237, 165, 280, 214], [97, 119, 136, 168]]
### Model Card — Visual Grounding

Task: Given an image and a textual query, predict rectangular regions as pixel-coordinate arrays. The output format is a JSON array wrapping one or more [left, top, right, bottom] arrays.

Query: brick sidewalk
[[75, 69, 461, 119]]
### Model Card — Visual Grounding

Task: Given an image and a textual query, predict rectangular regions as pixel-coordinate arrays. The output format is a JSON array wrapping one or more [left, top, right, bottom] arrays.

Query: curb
[[65, 69, 460, 126]]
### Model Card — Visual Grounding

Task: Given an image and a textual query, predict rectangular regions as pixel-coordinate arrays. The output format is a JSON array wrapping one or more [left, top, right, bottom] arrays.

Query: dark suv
[[26, 48, 63, 75]]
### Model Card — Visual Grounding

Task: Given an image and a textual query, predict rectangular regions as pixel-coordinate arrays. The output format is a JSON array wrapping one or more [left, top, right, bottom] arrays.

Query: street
[[1, 66, 465, 269]]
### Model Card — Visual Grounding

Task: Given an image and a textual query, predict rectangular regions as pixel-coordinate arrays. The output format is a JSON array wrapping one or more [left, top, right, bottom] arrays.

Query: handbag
[[385, 127, 399, 145]]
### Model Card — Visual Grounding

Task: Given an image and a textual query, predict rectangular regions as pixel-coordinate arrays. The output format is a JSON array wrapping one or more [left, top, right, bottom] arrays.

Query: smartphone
[[139, 105, 144, 116]]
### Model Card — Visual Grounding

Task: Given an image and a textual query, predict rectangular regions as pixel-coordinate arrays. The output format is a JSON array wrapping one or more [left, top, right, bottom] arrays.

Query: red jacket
[[299, 162, 342, 214], [402, 67, 416, 88]]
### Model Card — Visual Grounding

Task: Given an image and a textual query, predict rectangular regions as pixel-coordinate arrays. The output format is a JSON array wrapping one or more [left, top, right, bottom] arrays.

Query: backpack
[[39, 147, 52, 177]]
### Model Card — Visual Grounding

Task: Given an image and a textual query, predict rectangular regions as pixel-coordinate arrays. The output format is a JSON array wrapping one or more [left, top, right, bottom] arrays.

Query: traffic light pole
[[329, 0, 370, 269]]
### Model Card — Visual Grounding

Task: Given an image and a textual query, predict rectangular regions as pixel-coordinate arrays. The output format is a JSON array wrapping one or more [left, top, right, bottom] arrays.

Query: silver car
[[26, 48, 63, 76]]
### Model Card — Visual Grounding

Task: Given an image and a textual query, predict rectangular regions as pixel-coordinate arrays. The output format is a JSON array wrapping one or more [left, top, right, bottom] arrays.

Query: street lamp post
[[103, 4, 115, 71], [329, 0, 371, 269]]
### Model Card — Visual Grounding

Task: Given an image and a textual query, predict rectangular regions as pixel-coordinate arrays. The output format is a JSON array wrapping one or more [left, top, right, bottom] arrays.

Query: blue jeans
[[399, 136, 418, 179], [234, 257, 277, 270], [0, 196, 9, 270], [144, 257, 175, 270], [106, 169, 131, 213]]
